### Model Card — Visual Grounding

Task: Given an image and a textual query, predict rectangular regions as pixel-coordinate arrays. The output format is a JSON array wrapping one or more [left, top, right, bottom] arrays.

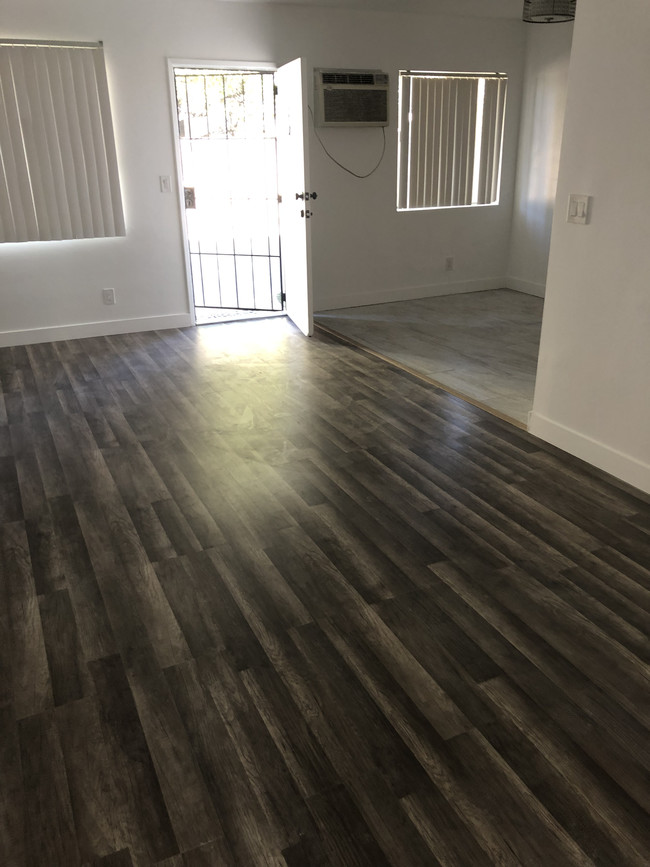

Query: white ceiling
[[221, 0, 523, 20]]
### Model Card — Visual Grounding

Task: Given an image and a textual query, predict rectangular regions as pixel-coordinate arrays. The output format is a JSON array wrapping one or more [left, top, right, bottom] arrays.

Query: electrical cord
[[308, 105, 386, 179]]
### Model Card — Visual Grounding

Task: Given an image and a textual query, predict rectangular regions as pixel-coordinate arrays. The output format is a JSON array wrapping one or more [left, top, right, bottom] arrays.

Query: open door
[[275, 58, 314, 337]]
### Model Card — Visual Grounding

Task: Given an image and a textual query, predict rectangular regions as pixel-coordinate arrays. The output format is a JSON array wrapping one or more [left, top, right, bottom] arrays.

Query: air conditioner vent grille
[[323, 90, 387, 124], [322, 72, 376, 86], [314, 68, 390, 127]]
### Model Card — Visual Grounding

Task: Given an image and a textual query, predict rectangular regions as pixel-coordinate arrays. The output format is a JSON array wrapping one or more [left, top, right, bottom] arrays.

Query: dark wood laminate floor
[[1, 318, 649, 867]]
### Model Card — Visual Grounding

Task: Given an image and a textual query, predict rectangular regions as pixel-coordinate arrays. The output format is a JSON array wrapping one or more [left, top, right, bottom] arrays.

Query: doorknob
[[296, 192, 318, 201], [184, 187, 196, 209]]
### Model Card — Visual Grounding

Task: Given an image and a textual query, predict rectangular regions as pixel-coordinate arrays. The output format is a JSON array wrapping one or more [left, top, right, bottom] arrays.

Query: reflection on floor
[[315, 289, 544, 427]]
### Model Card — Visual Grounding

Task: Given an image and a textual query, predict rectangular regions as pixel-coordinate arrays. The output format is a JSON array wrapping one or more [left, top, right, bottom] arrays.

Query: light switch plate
[[567, 194, 590, 224]]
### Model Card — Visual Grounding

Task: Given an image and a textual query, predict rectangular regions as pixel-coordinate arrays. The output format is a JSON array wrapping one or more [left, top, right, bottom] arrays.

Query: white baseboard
[[0, 313, 193, 348], [315, 278, 504, 312], [529, 412, 650, 496], [504, 277, 546, 298]]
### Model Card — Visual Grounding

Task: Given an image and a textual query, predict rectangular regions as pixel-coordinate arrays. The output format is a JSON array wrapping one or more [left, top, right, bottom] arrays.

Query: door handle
[[184, 187, 196, 209], [296, 192, 318, 201]]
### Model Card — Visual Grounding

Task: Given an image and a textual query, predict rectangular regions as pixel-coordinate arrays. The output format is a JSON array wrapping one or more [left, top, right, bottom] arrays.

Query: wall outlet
[[102, 288, 116, 305], [445, 256, 454, 271]]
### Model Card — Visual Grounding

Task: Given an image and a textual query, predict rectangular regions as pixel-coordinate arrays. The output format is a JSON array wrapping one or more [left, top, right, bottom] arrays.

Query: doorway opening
[[173, 67, 285, 325]]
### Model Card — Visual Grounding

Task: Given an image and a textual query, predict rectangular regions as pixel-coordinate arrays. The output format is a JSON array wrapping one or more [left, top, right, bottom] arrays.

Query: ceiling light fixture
[[523, 0, 576, 23]]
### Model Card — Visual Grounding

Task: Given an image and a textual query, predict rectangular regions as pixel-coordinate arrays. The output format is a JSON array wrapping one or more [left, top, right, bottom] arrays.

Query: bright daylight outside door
[[174, 68, 284, 325]]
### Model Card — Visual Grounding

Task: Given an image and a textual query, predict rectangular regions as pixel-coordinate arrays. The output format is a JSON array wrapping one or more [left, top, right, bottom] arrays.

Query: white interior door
[[275, 58, 314, 337]]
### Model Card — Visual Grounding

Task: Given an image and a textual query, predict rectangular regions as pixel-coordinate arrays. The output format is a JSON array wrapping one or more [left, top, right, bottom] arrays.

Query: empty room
[[1, 1, 649, 866]]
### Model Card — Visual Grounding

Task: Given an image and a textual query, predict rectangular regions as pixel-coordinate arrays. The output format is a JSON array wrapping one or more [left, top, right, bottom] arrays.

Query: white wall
[[530, 0, 650, 495], [507, 22, 573, 298], [0, 0, 526, 344]]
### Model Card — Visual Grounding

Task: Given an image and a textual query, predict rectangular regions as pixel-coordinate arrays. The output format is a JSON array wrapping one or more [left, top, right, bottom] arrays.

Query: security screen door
[[174, 68, 284, 324]]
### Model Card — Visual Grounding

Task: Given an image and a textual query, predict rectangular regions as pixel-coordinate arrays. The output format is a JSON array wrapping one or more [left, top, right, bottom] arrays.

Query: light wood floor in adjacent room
[[1, 318, 649, 867], [315, 289, 545, 426]]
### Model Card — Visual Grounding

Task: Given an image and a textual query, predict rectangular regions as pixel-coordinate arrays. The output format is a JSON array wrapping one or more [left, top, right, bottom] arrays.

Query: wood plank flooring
[[1, 317, 649, 867], [315, 289, 544, 425]]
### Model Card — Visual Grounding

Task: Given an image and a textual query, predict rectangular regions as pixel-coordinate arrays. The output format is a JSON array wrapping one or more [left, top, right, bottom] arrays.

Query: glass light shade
[[523, 0, 576, 22]]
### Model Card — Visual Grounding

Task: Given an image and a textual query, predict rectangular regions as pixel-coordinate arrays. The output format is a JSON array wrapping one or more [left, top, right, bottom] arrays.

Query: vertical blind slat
[[478, 78, 507, 206], [427, 78, 437, 208], [418, 82, 431, 210], [0, 42, 124, 243], [439, 81, 448, 207], [414, 78, 422, 209], [467, 82, 478, 204], [396, 72, 410, 209], [34, 50, 73, 239], [434, 80, 441, 206], [50, 50, 84, 237], [26, 50, 60, 238], [92, 47, 121, 235], [16, 50, 52, 239], [61, 50, 95, 235], [0, 62, 22, 238], [73, 49, 105, 236], [397, 72, 507, 211], [493, 79, 507, 202], [450, 81, 460, 206], [407, 75, 414, 208], [480, 79, 494, 203], [418, 79, 428, 209], [88, 50, 119, 235], [0, 51, 35, 240]]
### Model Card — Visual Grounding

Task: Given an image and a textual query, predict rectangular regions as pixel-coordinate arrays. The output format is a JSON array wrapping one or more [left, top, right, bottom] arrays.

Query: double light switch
[[567, 194, 591, 224]]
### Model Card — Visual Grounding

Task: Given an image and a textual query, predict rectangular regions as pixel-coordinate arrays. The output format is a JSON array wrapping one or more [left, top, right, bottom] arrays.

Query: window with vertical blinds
[[397, 71, 507, 211], [0, 39, 125, 243]]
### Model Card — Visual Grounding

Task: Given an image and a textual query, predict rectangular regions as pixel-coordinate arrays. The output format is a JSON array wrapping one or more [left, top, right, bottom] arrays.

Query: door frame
[[275, 57, 314, 337], [167, 58, 278, 326]]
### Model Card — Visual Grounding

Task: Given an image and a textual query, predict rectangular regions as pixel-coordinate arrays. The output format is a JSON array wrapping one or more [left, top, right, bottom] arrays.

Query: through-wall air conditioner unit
[[314, 68, 389, 128]]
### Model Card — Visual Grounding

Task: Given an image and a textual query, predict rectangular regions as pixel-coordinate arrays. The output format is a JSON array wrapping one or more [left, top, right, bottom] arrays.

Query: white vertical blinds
[[397, 72, 507, 211], [0, 40, 125, 242]]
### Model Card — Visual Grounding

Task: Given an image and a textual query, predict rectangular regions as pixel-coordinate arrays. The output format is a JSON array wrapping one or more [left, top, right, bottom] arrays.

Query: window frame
[[396, 69, 508, 212], [0, 38, 125, 243]]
